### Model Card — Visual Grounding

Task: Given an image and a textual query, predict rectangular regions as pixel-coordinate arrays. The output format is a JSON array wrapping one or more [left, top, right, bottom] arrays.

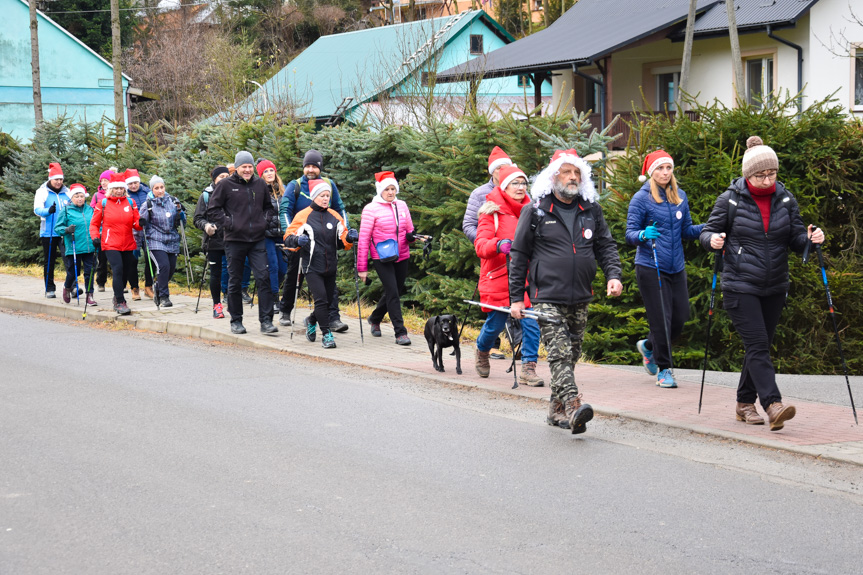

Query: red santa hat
[[68, 183, 88, 197], [124, 169, 141, 185], [487, 146, 513, 175], [375, 171, 399, 195], [48, 162, 64, 180], [108, 172, 127, 189], [498, 164, 527, 191], [638, 150, 674, 183], [307, 179, 332, 201]]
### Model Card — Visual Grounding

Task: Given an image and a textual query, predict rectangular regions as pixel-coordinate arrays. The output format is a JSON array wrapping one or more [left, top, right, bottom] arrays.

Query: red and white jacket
[[90, 196, 142, 251]]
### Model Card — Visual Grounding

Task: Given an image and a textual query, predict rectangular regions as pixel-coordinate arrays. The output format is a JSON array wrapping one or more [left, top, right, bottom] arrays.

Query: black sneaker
[[231, 320, 247, 334], [241, 289, 252, 304], [330, 319, 349, 333], [395, 334, 411, 346], [260, 320, 279, 334], [279, 312, 292, 327], [304, 316, 317, 342], [321, 331, 336, 349], [368, 318, 382, 337], [160, 297, 173, 308]]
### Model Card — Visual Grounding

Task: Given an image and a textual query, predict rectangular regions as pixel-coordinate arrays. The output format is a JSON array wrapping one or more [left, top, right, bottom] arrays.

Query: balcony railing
[[588, 111, 700, 149]]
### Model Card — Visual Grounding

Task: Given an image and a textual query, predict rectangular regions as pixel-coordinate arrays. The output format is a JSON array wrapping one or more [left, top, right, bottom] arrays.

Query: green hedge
[[1, 98, 860, 374]]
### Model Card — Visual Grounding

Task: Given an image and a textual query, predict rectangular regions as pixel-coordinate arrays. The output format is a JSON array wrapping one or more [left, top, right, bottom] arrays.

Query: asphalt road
[[2, 311, 862, 575]]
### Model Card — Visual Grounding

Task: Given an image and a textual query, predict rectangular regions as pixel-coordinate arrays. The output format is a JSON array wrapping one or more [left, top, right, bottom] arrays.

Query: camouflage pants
[[534, 302, 589, 402]]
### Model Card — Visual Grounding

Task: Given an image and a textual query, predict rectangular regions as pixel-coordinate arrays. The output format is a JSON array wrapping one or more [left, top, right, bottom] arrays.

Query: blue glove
[[132, 249, 140, 260], [640, 224, 661, 241], [346, 229, 359, 243], [297, 235, 310, 247]]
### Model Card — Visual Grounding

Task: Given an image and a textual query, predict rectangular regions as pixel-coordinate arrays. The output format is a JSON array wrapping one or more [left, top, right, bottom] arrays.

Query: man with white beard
[[508, 149, 623, 434]]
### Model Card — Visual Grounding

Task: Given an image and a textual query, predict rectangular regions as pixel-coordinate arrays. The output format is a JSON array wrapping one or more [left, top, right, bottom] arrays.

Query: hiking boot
[[62, 287, 71, 303], [305, 316, 317, 342], [241, 289, 253, 304], [213, 302, 225, 319], [564, 394, 594, 435], [131, 288, 141, 301], [330, 319, 349, 333], [656, 368, 677, 388], [490, 347, 506, 360], [230, 320, 246, 334], [765, 401, 796, 431], [279, 312, 292, 326], [518, 361, 545, 387], [144, 285, 154, 299], [113, 299, 131, 315], [636, 339, 658, 376], [260, 320, 278, 334], [547, 395, 570, 429], [46, 291, 56, 299], [475, 349, 490, 378], [160, 297, 173, 308], [322, 331, 336, 349], [395, 334, 411, 346], [86, 293, 97, 306], [735, 402, 765, 425], [97, 283, 105, 292], [368, 318, 382, 337]]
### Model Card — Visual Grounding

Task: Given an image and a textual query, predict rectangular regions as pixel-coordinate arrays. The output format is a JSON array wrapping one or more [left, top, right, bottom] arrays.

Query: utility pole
[[726, 0, 744, 103], [29, 0, 43, 124], [110, 0, 125, 131], [677, 0, 697, 113]]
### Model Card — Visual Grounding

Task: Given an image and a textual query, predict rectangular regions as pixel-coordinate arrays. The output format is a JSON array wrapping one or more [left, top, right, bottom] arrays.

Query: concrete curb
[[2, 294, 860, 467]]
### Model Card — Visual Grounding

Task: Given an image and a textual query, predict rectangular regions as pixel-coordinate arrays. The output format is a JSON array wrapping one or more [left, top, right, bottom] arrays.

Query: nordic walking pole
[[72, 237, 80, 305], [179, 218, 193, 287], [289, 271, 302, 341], [651, 234, 674, 373], [194, 254, 209, 314], [45, 211, 55, 296], [814, 241, 858, 425], [699, 251, 723, 413], [82, 246, 98, 321], [142, 231, 160, 311], [452, 281, 479, 356], [353, 243, 364, 344]]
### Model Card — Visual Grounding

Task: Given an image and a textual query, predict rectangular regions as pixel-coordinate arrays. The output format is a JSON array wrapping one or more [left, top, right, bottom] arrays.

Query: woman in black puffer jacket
[[700, 136, 824, 431]]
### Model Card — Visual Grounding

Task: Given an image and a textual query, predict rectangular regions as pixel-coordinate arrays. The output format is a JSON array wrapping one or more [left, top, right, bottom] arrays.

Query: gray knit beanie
[[741, 136, 779, 179], [149, 175, 165, 189], [234, 150, 255, 168]]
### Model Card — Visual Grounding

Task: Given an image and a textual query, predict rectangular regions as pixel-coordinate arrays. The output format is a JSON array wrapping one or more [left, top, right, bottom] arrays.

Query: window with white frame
[[855, 50, 863, 108], [746, 56, 774, 108], [652, 66, 680, 112]]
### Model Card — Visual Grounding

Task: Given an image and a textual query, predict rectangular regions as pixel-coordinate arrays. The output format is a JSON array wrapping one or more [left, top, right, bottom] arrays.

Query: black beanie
[[303, 150, 323, 170], [211, 166, 230, 182]]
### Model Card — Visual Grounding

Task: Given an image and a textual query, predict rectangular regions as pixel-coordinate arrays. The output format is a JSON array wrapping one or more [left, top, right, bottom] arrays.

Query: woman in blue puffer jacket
[[625, 150, 704, 389]]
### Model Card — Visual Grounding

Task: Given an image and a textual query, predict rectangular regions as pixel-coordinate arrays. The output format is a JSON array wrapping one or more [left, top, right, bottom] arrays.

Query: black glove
[[297, 235, 310, 247], [92, 237, 101, 250], [65, 224, 76, 235], [346, 229, 359, 243], [405, 231, 416, 243], [48, 203, 57, 214]]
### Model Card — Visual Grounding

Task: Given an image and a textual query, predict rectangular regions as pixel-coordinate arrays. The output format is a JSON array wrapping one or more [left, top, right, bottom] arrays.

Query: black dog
[[424, 314, 462, 374]]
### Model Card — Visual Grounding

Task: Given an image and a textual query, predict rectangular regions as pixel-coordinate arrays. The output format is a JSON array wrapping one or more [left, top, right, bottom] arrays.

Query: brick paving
[[2, 272, 861, 464]]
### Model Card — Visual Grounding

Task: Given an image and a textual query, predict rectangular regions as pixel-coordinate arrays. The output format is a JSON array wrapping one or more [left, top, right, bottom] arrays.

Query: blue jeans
[[476, 310, 540, 363], [221, 255, 250, 293], [265, 238, 288, 295]]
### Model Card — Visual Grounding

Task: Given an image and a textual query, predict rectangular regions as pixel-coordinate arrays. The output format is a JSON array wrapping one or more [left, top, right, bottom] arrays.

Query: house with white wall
[[437, 0, 863, 145]]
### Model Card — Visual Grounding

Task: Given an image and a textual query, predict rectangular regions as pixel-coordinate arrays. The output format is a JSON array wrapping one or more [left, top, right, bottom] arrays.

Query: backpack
[[293, 177, 332, 202], [102, 197, 136, 210]]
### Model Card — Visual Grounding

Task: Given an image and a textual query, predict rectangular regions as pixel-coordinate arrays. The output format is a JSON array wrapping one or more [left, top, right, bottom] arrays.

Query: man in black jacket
[[509, 149, 622, 434], [207, 151, 278, 335]]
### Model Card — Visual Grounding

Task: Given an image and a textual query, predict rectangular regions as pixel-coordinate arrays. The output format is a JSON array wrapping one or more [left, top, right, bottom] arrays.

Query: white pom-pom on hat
[[638, 174, 647, 183]]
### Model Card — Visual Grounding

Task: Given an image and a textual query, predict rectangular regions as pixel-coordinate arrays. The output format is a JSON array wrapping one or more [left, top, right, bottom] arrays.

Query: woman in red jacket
[[89, 172, 142, 315], [474, 165, 543, 387]]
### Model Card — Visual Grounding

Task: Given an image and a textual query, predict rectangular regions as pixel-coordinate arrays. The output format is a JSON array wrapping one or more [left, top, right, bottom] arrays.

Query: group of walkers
[[34, 164, 186, 314], [34, 135, 825, 433]]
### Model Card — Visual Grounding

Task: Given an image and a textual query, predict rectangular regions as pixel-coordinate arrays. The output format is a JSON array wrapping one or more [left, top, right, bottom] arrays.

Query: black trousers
[[225, 240, 272, 324], [369, 258, 409, 337], [281, 251, 341, 322], [95, 249, 108, 287], [62, 252, 95, 292], [41, 236, 62, 292], [151, 250, 177, 299], [635, 264, 691, 370], [723, 291, 786, 410], [305, 271, 337, 333], [207, 249, 225, 305], [104, 250, 136, 304]]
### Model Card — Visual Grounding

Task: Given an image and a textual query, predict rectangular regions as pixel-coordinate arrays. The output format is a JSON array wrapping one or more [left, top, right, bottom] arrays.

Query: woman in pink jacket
[[357, 171, 417, 346]]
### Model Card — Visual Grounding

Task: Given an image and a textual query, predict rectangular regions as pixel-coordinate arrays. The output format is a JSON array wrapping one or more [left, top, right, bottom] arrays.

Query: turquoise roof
[[229, 10, 548, 122]]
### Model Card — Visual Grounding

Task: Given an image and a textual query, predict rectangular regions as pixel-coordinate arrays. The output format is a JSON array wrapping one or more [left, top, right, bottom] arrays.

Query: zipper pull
[[738, 247, 743, 254], [572, 244, 577, 254]]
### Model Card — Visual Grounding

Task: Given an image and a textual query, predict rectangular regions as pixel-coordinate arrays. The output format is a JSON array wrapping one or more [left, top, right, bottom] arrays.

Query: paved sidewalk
[[2, 272, 861, 465]]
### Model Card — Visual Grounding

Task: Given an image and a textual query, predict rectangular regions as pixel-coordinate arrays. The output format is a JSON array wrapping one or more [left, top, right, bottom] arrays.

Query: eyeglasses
[[752, 170, 778, 181], [508, 181, 528, 189]]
